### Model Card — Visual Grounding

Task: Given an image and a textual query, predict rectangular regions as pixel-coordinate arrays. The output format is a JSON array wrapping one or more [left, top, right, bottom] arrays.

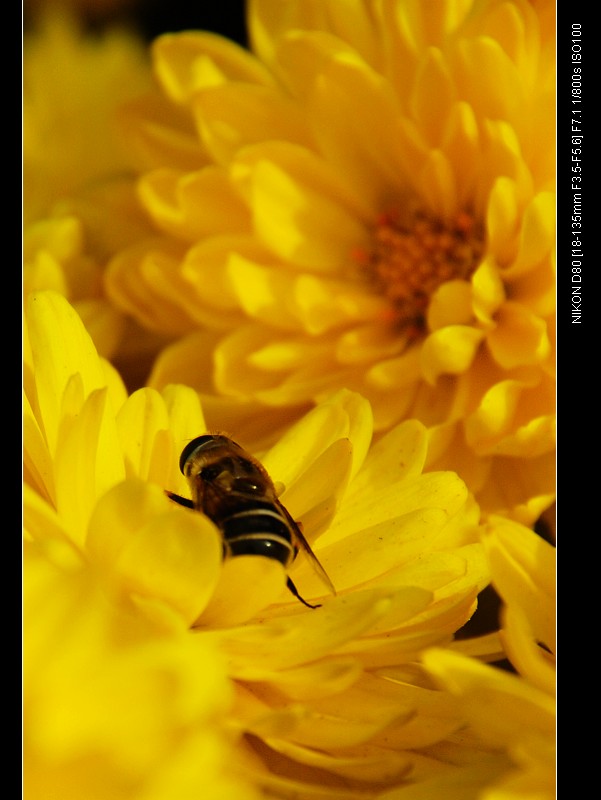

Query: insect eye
[[179, 435, 217, 474], [200, 464, 223, 482]]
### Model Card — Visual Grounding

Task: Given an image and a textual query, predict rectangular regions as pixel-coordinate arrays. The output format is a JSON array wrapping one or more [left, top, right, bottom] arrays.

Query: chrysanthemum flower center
[[358, 208, 484, 336]]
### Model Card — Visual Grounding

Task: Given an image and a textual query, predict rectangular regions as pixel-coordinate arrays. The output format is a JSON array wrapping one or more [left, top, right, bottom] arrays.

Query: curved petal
[[116, 387, 171, 484], [233, 142, 369, 270], [471, 257, 505, 325], [261, 388, 372, 490], [427, 279, 473, 330], [506, 191, 556, 278], [153, 31, 273, 105], [54, 386, 125, 547], [465, 376, 555, 457], [25, 291, 116, 455], [486, 302, 551, 369], [87, 479, 223, 625], [193, 83, 312, 164], [138, 166, 251, 242], [421, 326, 484, 384], [194, 557, 288, 627]]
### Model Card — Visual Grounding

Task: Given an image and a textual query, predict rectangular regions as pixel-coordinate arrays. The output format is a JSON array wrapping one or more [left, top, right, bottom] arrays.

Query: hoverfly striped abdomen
[[220, 504, 296, 564], [167, 434, 335, 609]]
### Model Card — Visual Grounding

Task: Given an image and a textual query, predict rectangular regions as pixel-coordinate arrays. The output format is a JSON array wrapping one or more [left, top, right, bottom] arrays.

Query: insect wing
[[279, 504, 336, 597]]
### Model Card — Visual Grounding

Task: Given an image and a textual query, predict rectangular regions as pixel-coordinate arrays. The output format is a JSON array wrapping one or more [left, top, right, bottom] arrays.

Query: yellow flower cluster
[[23, 3, 556, 799], [105, 0, 555, 524]]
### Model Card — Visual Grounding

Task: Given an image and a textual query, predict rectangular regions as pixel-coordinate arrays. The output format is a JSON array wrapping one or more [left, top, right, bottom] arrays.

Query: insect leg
[[165, 490, 195, 509], [286, 577, 321, 609]]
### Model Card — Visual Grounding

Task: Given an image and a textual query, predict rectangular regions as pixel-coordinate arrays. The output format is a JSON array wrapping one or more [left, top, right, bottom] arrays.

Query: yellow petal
[[25, 291, 112, 455], [249, 336, 333, 373], [476, 452, 555, 527], [501, 605, 555, 697], [365, 347, 422, 391], [456, 36, 522, 120], [309, 50, 409, 211], [421, 325, 484, 384], [422, 648, 555, 745], [226, 254, 305, 332], [486, 302, 550, 368], [138, 166, 250, 241], [194, 557, 287, 628], [480, 118, 532, 209], [115, 387, 172, 485], [486, 175, 520, 265], [251, 673, 415, 750], [74, 299, 126, 361], [153, 31, 272, 105], [507, 260, 555, 318], [326, 470, 468, 546], [213, 324, 313, 395], [54, 387, 125, 547], [161, 383, 208, 496], [23, 389, 55, 505], [369, 544, 488, 601], [118, 91, 205, 172], [471, 257, 505, 324], [181, 237, 255, 319], [24, 248, 68, 298], [508, 192, 556, 277], [87, 479, 222, 625], [336, 323, 405, 365], [307, 506, 463, 592], [349, 421, 429, 502], [410, 47, 455, 144], [227, 256, 386, 335], [105, 241, 197, 335], [484, 518, 555, 653], [280, 437, 353, 536], [427, 279, 474, 330], [211, 590, 395, 673], [264, 737, 411, 783], [376, 759, 510, 800], [23, 484, 80, 564], [245, 658, 363, 701], [149, 329, 231, 392], [234, 142, 368, 270], [417, 148, 457, 218], [441, 101, 481, 208], [465, 377, 555, 457], [261, 388, 372, 490], [194, 82, 311, 164]]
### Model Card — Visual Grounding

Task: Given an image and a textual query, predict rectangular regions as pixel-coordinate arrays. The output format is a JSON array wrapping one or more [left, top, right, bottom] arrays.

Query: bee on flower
[[24, 291, 502, 799]]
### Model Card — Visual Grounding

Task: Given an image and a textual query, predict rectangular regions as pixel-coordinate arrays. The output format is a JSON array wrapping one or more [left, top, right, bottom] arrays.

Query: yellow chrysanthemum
[[24, 10, 151, 224], [422, 518, 556, 800], [24, 543, 259, 800], [104, 0, 555, 523], [23, 9, 166, 371], [24, 291, 510, 798]]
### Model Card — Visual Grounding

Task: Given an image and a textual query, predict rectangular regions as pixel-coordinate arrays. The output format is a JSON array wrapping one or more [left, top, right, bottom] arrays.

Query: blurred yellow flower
[[23, 9, 165, 373], [24, 10, 150, 223], [422, 517, 556, 800], [24, 543, 259, 800], [24, 291, 509, 798], [104, 0, 556, 524]]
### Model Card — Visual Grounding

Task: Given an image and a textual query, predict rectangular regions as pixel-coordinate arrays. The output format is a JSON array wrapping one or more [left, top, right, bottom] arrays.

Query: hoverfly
[[166, 434, 336, 608]]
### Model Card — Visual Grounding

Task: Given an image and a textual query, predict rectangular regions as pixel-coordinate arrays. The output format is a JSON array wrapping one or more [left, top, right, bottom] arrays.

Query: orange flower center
[[357, 207, 485, 337]]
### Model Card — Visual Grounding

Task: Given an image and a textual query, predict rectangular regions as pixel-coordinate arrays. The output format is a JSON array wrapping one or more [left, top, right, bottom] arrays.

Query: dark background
[[129, 0, 248, 45], [24, 0, 249, 47]]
